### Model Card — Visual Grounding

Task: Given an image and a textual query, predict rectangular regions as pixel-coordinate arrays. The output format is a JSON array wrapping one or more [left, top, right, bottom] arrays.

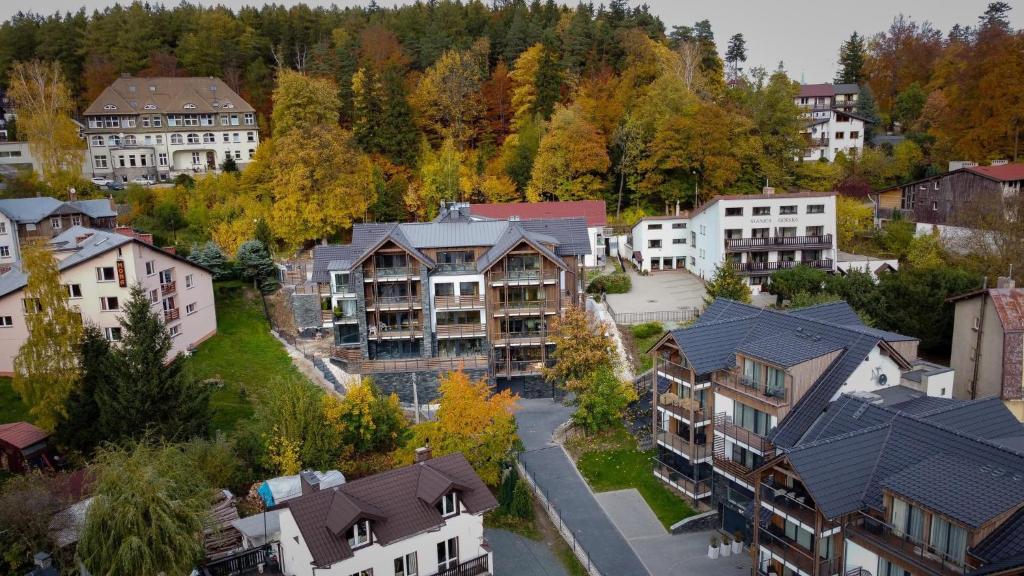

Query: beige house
[[0, 226, 216, 375], [949, 277, 1024, 418]]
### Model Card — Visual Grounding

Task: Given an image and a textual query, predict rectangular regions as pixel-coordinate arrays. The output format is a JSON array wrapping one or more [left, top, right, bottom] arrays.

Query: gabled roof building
[[0, 196, 117, 265]]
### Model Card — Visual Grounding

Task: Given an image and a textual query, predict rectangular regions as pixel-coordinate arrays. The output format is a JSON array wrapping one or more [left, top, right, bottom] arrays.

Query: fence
[[517, 458, 604, 576], [605, 299, 701, 326]]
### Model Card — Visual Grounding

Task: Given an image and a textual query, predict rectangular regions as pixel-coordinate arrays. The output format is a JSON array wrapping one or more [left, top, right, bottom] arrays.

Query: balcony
[[321, 310, 334, 323], [494, 299, 557, 314], [435, 294, 485, 309], [343, 355, 490, 374], [431, 554, 490, 576], [652, 457, 712, 500], [715, 413, 774, 453], [434, 262, 478, 274], [758, 525, 839, 576], [366, 295, 421, 310], [658, 393, 708, 425], [847, 511, 967, 576], [435, 324, 488, 339], [369, 322, 423, 339], [655, 359, 693, 383], [368, 266, 419, 280], [714, 370, 790, 407], [760, 481, 820, 529], [200, 545, 282, 576], [160, 281, 176, 296], [724, 234, 833, 252], [164, 307, 180, 322], [489, 270, 559, 285], [492, 330, 550, 346], [736, 259, 834, 274], [656, 430, 712, 461], [493, 359, 555, 376]]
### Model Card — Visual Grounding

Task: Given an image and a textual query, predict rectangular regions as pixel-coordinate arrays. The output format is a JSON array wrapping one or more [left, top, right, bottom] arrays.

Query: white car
[[130, 176, 154, 186], [90, 176, 112, 186]]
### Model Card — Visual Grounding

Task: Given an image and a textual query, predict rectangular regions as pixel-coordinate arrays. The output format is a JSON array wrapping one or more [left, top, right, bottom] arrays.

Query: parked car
[[104, 181, 125, 191], [130, 176, 154, 186], [90, 176, 112, 186]]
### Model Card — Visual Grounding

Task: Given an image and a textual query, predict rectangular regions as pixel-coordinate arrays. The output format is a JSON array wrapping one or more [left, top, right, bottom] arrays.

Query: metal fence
[[518, 457, 604, 576], [605, 300, 701, 326]]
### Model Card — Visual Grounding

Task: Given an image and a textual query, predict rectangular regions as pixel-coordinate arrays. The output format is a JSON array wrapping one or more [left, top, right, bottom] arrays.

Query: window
[[185, 273, 194, 289], [169, 324, 181, 337], [124, 134, 136, 145], [152, 115, 162, 127], [439, 492, 458, 517], [203, 132, 215, 143], [734, 399, 771, 436], [186, 302, 196, 315], [159, 269, 174, 285], [647, 223, 663, 230], [395, 551, 418, 576], [648, 239, 662, 249], [891, 497, 925, 541], [672, 238, 685, 244], [66, 284, 82, 298], [155, 134, 163, 144], [0, 222, 5, 234], [0, 316, 12, 327], [232, 132, 241, 143], [171, 133, 183, 145], [930, 515, 967, 565], [71, 215, 81, 226], [96, 267, 116, 282], [766, 367, 786, 397], [22, 298, 42, 314], [145, 260, 156, 275], [149, 289, 159, 304], [50, 217, 62, 229], [247, 131, 256, 142], [230, 114, 239, 126], [158, 153, 168, 166], [221, 115, 230, 126], [222, 132, 230, 143], [234, 150, 241, 160], [332, 272, 350, 293], [850, 131, 860, 139], [877, 558, 911, 576], [244, 113, 255, 125], [779, 205, 797, 215], [349, 571, 372, 576], [835, 131, 845, 139], [0, 246, 8, 258], [752, 206, 770, 216], [672, 222, 686, 229], [725, 207, 743, 216], [248, 149, 255, 159], [192, 152, 202, 165], [103, 327, 122, 342], [187, 133, 200, 144], [784, 519, 813, 551], [437, 537, 458, 571], [91, 135, 105, 146], [749, 275, 767, 286], [100, 296, 119, 311], [806, 204, 825, 214], [128, 154, 137, 167], [348, 520, 371, 548]]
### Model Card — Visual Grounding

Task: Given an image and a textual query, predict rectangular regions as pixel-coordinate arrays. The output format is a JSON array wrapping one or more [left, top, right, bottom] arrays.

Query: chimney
[[299, 471, 321, 495], [415, 446, 432, 463], [996, 277, 1016, 290], [762, 186, 775, 195]]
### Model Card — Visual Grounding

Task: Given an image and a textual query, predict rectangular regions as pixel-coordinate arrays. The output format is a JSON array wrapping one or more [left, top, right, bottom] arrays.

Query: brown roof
[[967, 163, 1024, 183], [798, 83, 836, 98], [83, 76, 255, 116], [285, 453, 497, 567], [470, 200, 607, 227], [689, 191, 836, 218], [0, 422, 49, 449], [991, 289, 1024, 333]]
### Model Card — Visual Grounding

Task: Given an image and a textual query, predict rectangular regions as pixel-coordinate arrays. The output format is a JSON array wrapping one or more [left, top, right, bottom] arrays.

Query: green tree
[[573, 364, 637, 433], [78, 442, 210, 576], [220, 155, 238, 172], [703, 261, 751, 306], [856, 84, 880, 141], [873, 266, 982, 353], [235, 239, 277, 292], [254, 378, 342, 472], [188, 241, 232, 280], [835, 32, 867, 84], [53, 325, 112, 456], [545, 306, 616, 393], [526, 104, 610, 201], [12, 241, 83, 430], [824, 269, 879, 318], [0, 471, 78, 574], [836, 196, 874, 248], [767, 265, 829, 305], [270, 69, 341, 138], [323, 378, 408, 455], [893, 82, 927, 131], [879, 220, 917, 261], [99, 284, 210, 443], [724, 33, 747, 80], [906, 231, 946, 269]]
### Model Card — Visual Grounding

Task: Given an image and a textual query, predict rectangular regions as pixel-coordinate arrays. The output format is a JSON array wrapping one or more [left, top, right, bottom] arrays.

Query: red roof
[[798, 83, 836, 98], [966, 163, 1024, 182], [991, 289, 1024, 333], [0, 422, 50, 450], [470, 200, 607, 227]]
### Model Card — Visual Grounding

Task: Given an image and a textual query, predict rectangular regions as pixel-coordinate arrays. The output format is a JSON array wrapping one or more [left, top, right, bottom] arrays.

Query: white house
[[278, 450, 496, 576], [795, 83, 869, 162], [0, 226, 217, 375], [81, 76, 260, 183], [626, 214, 690, 272]]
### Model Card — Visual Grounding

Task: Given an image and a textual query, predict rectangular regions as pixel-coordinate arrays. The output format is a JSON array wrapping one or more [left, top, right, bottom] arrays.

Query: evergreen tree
[[235, 239, 278, 293], [725, 33, 747, 80], [98, 284, 210, 443], [188, 241, 232, 280], [703, 261, 751, 306], [253, 218, 274, 257], [856, 84, 880, 142], [54, 325, 113, 456], [377, 66, 419, 166], [12, 242, 83, 430], [219, 155, 238, 172], [835, 32, 866, 84]]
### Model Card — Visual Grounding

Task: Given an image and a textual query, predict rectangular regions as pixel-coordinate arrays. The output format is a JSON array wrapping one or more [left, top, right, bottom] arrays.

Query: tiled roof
[[834, 83, 860, 95], [69, 199, 117, 220], [990, 289, 1024, 332], [693, 299, 762, 325], [967, 163, 1024, 183], [285, 453, 497, 567], [669, 317, 753, 375], [737, 331, 843, 367], [0, 421, 49, 449], [519, 218, 592, 256], [470, 200, 607, 227], [974, 508, 1024, 564], [83, 76, 254, 116], [0, 197, 64, 223], [920, 397, 1024, 440], [798, 83, 836, 98], [788, 301, 862, 326]]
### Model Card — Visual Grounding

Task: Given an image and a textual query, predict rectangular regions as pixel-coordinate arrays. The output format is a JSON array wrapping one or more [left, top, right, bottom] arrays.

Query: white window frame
[[66, 284, 82, 299], [71, 215, 82, 226], [103, 326, 122, 342], [0, 246, 9, 258], [395, 552, 418, 576], [145, 260, 156, 276], [50, 217, 62, 229], [149, 289, 159, 304], [348, 519, 371, 548], [96, 266, 116, 282], [186, 302, 197, 315], [437, 537, 458, 571], [158, 153, 168, 166], [169, 324, 181, 337], [440, 492, 458, 517], [0, 316, 12, 327], [100, 296, 119, 311], [185, 273, 194, 288]]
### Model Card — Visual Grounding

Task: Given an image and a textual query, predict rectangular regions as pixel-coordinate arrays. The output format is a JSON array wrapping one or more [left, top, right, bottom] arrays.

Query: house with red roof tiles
[[0, 421, 53, 473]]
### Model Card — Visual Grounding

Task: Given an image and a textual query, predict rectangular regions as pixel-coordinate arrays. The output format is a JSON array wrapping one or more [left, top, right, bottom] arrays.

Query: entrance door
[[206, 151, 216, 169]]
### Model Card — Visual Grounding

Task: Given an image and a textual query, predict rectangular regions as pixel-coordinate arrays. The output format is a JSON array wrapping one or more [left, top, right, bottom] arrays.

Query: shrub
[[509, 479, 534, 520], [498, 466, 518, 513], [631, 322, 663, 340], [587, 271, 631, 294]]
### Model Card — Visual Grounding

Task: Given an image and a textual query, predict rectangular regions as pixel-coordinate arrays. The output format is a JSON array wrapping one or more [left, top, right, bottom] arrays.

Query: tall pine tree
[[835, 32, 866, 84], [54, 325, 113, 455], [725, 33, 747, 80]]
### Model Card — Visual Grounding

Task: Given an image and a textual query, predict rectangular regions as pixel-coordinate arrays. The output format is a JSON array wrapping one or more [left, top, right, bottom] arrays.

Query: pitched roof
[[798, 83, 836, 98], [834, 83, 860, 95], [285, 453, 497, 567], [0, 421, 49, 449], [83, 76, 254, 116], [470, 200, 607, 227], [990, 289, 1024, 332], [788, 301, 862, 326], [0, 197, 65, 223], [967, 163, 1024, 183], [689, 191, 836, 219]]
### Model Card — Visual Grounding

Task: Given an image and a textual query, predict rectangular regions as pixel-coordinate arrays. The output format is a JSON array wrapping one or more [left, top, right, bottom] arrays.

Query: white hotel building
[[628, 191, 837, 292], [82, 76, 260, 182]]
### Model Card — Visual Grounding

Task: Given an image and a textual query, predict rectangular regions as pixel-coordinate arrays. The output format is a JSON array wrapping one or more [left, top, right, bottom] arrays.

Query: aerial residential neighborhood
[[0, 2, 1022, 576]]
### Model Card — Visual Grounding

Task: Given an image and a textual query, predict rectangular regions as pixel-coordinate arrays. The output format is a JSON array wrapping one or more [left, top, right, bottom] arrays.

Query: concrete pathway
[[604, 268, 707, 315], [485, 528, 569, 576]]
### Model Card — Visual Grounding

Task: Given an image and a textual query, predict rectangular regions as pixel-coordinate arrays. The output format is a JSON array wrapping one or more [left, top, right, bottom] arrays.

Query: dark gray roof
[[693, 299, 762, 326], [834, 83, 860, 95], [519, 218, 591, 256], [475, 224, 566, 272], [921, 397, 1024, 440], [800, 395, 897, 443], [788, 301, 862, 326], [69, 199, 117, 219], [736, 331, 843, 367], [974, 508, 1024, 564], [669, 317, 753, 375], [0, 197, 64, 223], [311, 245, 357, 283]]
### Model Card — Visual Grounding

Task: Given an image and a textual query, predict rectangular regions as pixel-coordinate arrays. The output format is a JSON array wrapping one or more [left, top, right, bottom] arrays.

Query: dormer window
[[347, 519, 371, 548], [439, 492, 458, 517]]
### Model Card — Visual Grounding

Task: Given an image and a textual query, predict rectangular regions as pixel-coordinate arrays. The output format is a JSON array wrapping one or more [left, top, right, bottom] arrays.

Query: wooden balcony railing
[[652, 457, 712, 499], [494, 299, 557, 314], [160, 281, 176, 296], [758, 526, 839, 576], [492, 331, 550, 345], [737, 259, 834, 274], [434, 294, 484, 309], [339, 355, 490, 374], [435, 324, 488, 338], [658, 393, 707, 425], [430, 554, 490, 576], [321, 310, 333, 322], [656, 359, 693, 384], [715, 413, 775, 453], [369, 323, 423, 339], [714, 370, 790, 407], [724, 234, 833, 252], [163, 307, 180, 322], [760, 481, 820, 529], [656, 430, 711, 461], [848, 511, 968, 575]]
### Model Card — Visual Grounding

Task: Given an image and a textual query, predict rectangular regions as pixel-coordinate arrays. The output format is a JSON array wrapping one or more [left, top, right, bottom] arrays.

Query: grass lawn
[[189, 282, 313, 432], [0, 376, 31, 424], [629, 322, 665, 373], [570, 426, 694, 529]]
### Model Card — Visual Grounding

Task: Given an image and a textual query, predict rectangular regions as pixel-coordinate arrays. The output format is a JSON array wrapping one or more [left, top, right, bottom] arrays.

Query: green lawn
[[188, 282, 312, 432], [0, 376, 31, 424], [571, 427, 694, 529], [630, 322, 665, 373]]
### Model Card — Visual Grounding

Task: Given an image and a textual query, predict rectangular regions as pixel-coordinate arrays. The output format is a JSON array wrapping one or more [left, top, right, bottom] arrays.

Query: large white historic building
[[795, 83, 869, 162], [82, 76, 260, 182]]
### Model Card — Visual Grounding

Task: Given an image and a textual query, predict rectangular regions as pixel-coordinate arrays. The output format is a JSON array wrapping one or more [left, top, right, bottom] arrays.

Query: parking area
[[604, 267, 707, 314]]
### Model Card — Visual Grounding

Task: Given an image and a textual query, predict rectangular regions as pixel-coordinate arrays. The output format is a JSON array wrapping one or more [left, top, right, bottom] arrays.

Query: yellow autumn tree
[[411, 40, 487, 146], [399, 369, 518, 486], [270, 69, 342, 137], [407, 137, 466, 219], [836, 195, 874, 248], [526, 104, 610, 201], [509, 43, 544, 130], [7, 60, 84, 193], [544, 306, 615, 394]]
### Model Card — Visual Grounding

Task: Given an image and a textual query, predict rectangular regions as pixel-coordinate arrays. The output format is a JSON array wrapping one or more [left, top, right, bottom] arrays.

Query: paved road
[[517, 399, 651, 576], [485, 528, 569, 576]]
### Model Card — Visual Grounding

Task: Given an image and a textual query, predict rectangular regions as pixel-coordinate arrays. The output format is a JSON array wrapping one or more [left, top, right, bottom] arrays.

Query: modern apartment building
[[627, 192, 837, 293], [0, 226, 216, 375], [82, 76, 260, 182], [308, 203, 589, 399], [948, 277, 1024, 419], [469, 200, 608, 268], [795, 83, 868, 162], [0, 196, 117, 265], [278, 450, 496, 576]]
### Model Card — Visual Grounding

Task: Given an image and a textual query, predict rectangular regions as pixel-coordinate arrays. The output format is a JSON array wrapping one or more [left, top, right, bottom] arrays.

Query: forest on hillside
[[0, 1, 1020, 247]]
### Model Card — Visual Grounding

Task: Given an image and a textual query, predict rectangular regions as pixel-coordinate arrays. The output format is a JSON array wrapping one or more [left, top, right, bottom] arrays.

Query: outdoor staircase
[[313, 357, 342, 392]]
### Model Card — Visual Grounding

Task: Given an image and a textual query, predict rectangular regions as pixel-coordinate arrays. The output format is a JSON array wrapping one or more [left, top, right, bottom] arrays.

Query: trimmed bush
[[631, 322, 663, 339], [587, 272, 631, 294]]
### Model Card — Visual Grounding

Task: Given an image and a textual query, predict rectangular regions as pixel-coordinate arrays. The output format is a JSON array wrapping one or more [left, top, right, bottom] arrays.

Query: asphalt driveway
[[605, 267, 706, 316], [485, 528, 569, 576]]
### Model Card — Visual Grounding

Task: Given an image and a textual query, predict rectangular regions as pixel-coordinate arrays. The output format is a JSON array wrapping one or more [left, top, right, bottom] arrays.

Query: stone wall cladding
[[291, 293, 322, 330], [371, 368, 489, 403], [1003, 332, 1023, 400]]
